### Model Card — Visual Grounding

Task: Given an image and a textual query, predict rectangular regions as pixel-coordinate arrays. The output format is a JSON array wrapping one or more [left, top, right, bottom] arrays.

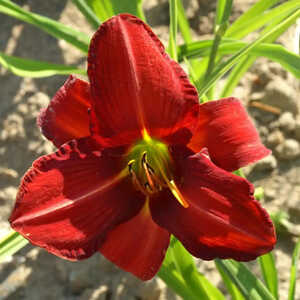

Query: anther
[[141, 152, 163, 192], [141, 156, 156, 190], [128, 160, 148, 196], [145, 183, 155, 194], [147, 166, 168, 188]]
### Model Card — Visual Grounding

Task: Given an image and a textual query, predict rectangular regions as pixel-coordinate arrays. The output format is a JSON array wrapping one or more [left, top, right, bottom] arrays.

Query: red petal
[[150, 151, 276, 261], [100, 201, 170, 280], [38, 75, 92, 148], [88, 14, 199, 147], [10, 138, 144, 260], [188, 98, 270, 171]]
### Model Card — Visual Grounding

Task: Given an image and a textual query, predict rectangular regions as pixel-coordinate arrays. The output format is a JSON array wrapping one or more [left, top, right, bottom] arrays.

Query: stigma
[[126, 130, 189, 208]]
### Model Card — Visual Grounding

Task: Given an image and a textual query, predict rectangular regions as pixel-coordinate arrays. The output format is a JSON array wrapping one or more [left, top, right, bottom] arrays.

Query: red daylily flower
[[10, 14, 276, 280]]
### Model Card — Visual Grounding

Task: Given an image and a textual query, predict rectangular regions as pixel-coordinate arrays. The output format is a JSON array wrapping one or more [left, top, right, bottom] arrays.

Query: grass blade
[[177, 0, 192, 43], [168, 0, 178, 61], [226, 0, 280, 37], [85, 0, 145, 22], [177, 0, 203, 79], [215, 0, 233, 29], [85, 0, 113, 21], [288, 239, 300, 300], [226, 0, 298, 39], [170, 238, 225, 300], [71, 0, 101, 29], [216, 261, 245, 300], [259, 253, 279, 299], [205, 0, 232, 74], [178, 39, 300, 78], [204, 0, 232, 93], [0, 52, 86, 77], [215, 259, 276, 300], [0, 0, 90, 53], [195, 9, 300, 96], [220, 5, 300, 97], [220, 55, 255, 98], [158, 242, 199, 300], [0, 231, 28, 262]]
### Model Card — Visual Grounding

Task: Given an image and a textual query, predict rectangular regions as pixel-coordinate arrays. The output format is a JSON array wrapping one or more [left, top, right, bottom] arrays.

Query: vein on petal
[[118, 18, 146, 134], [15, 169, 128, 224]]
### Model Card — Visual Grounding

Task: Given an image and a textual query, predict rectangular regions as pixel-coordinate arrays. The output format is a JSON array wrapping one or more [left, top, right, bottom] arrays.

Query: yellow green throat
[[126, 130, 188, 207]]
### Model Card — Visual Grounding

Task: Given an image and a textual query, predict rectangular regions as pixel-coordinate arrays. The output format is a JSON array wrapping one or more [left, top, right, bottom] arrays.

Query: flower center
[[126, 130, 188, 207]]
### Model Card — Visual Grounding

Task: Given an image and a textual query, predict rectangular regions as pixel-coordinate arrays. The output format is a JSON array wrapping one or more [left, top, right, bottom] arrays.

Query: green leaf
[[219, 55, 256, 98], [0, 52, 86, 78], [183, 57, 201, 94], [204, 0, 232, 90], [193, 9, 300, 97], [168, 0, 178, 61], [71, 0, 101, 29], [85, 0, 113, 21], [85, 0, 145, 22], [179, 39, 300, 78], [259, 253, 279, 299], [177, 0, 203, 79], [177, 0, 192, 43], [288, 239, 300, 300], [215, 259, 276, 300], [216, 261, 245, 300], [226, 0, 280, 37], [215, 0, 233, 29], [0, 231, 28, 262], [0, 0, 90, 53], [170, 238, 225, 300], [220, 4, 300, 98], [226, 0, 300, 39], [158, 244, 199, 300], [215, 0, 227, 27], [189, 0, 296, 97]]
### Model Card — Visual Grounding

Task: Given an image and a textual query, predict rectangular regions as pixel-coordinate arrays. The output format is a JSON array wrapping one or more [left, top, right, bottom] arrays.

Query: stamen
[[147, 166, 168, 188], [128, 160, 148, 196], [155, 162, 189, 208], [145, 182, 155, 194], [142, 152, 157, 191], [168, 180, 189, 208], [127, 135, 188, 208]]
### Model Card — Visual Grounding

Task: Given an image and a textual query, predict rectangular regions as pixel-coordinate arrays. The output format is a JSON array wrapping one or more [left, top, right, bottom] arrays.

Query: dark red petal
[[150, 151, 276, 261], [188, 97, 270, 171], [38, 75, 92, 148], [88, 14, 199, 147], [10, 138, 144, 260], [100, 201, 170, 280]]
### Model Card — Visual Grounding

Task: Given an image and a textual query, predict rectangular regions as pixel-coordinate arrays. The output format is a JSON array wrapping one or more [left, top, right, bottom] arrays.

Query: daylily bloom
[[10, 14, 276, 280]]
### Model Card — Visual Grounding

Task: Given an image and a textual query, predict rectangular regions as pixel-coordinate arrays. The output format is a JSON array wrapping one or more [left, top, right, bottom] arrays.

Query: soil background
[[0, 0, 299, 299]]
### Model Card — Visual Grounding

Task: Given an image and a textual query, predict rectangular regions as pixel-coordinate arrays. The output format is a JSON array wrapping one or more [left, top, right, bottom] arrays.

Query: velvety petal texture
[[88, 14, 199, 147], [10, 138, 144, 260], [188, 98, 270, 171], [38, 76, 92, 148], [100, 201, 170, 280], [10, 14, 276, 281], [150, 150, 276, 261]]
